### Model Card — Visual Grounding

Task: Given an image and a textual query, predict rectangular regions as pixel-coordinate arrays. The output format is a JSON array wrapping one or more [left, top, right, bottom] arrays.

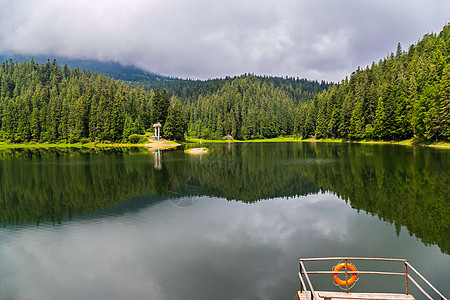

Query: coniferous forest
[[0, 59, 186, 143], [298, 24, 450, 141], [0, 24, 449, 143]]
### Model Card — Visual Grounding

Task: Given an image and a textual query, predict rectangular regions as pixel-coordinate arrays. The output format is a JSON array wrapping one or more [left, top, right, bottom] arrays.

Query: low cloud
[[0, 0, 448, 81]]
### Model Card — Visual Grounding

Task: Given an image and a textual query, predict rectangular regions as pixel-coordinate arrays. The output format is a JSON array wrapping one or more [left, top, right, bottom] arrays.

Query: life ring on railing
[[332, 263, 358, 286]]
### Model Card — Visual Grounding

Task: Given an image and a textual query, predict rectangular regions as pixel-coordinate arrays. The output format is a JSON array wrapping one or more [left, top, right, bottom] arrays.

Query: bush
[[128, 134, 148, 144]]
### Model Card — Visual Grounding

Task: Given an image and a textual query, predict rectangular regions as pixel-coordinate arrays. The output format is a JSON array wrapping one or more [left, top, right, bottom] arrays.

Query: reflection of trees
[[177, 143, 320, 201], [176, 143, 449, 254], [314, 144, 448, 254], [0, 143, 448, 254], [0, 148, 168, 225]]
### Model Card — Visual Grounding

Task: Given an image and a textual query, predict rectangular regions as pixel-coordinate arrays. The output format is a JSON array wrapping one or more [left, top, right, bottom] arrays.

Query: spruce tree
[[163, 97, 186, 141], [439, 64, 450, 140]]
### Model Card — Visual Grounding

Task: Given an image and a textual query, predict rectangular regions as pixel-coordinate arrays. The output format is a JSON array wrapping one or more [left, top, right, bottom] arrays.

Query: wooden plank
[[316, 291, 415, 300], [298, 291, 415, 300], [298, 291, 311, 300]]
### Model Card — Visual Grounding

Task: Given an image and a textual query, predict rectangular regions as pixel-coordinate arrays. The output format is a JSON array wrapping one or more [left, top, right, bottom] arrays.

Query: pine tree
[[338, 94, 352, 138], [111, 88, 125, 141], [163, 97, 187, 141], [396, 42, 403, 60], [373, 97, 386, 139], [151, 89, 162, 125], [160, 88, 170, 126], [394, 77, 411, 139], [439, 64, 450, 140], [315, 94, 328, 139]]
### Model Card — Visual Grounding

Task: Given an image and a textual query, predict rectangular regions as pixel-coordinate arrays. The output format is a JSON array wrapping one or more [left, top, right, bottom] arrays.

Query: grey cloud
[[0, 0, 448, 81]]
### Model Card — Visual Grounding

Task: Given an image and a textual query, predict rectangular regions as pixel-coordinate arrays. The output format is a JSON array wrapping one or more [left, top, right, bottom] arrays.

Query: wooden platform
[[297, 291, 415, 300]]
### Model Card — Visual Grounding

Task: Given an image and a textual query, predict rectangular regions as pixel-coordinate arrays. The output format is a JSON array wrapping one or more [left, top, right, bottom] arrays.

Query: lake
[[0, 142, 448, 300]]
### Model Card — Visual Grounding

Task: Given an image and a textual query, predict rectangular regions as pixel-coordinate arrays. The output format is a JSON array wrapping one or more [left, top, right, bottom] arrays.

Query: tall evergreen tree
[[439, 64, 450, 139], [163, 96, 187, 141]]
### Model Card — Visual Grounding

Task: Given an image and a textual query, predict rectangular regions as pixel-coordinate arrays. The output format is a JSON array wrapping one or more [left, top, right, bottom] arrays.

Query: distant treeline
[[185, 74, 317, 139], [297, 24, 450, 141], [0, 59, 186, 142], [132, 73, 332, 140], [131, 75, 331, 104]]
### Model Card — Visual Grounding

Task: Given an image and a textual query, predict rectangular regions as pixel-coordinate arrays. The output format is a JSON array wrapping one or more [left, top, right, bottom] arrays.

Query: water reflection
[[153, 149, 162, 170], [0, 143, 449, 255], [1, 195, 448, 300]]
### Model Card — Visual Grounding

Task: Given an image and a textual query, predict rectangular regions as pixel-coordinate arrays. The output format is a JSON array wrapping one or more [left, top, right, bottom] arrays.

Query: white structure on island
[[153, 122, 162, 141]]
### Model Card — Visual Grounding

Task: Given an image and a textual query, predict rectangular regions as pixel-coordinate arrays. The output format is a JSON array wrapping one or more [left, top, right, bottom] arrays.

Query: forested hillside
[[0, 54, 331, 105], [0, 58, 330, 142], [185, 75, 307, 139], [148, 74, 330, 139], [297, 24, 450, 142], [1, 25, 448, 143], [132, 75, 330, 104], [0, 59, 186, 143]]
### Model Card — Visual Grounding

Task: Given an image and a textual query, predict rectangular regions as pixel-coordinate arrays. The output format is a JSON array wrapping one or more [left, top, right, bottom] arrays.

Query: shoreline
[[185, 137, 450, 148], [0, 139, 181, 151], [1, 137, 449, 150]]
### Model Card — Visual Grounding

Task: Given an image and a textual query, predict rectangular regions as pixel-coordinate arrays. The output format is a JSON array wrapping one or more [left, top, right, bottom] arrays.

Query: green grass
[[0, 142, 85, 150], [2, 137, 448, 150], [185, 137, 300, 143], [0, 140, 181, 150], [300, 138, 450, 148], [185, 136, 450, 148], [300, 138, 413, 145], [299, 138, 344, 143]]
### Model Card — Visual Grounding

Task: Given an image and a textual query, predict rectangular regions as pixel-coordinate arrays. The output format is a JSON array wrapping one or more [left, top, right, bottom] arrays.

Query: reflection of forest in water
[[0, 143, 448, 254]]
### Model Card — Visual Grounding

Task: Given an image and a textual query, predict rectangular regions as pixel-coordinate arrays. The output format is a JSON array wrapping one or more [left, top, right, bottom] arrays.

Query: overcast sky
[[0, 0, 448, 82]]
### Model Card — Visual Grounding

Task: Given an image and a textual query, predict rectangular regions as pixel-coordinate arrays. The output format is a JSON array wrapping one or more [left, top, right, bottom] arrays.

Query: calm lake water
[[0, 142, 448, 300]]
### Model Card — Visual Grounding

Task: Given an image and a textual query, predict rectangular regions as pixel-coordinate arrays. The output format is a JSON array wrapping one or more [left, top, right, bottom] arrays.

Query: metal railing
[[298, 257, 447, 300]]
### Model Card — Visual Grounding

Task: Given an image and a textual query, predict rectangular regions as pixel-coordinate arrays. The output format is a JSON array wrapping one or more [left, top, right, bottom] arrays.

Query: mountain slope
[[296, 24, 450, 142]]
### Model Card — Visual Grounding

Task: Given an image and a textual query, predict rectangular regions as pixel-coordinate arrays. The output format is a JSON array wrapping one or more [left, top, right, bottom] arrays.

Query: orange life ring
[[332, 263, 358, 286]]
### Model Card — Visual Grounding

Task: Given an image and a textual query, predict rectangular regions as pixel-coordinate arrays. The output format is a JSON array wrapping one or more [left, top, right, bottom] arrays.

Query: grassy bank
[[185, 137, 450, 148], [0, 142, 85, 150], [185, 137, 299, 143], [1, 137, 448, 150], [0, 140, 180, 150]]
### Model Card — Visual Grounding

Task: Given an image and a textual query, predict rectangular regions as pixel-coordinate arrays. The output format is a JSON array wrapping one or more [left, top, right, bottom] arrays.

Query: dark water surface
[[0, 143, 448, 300]]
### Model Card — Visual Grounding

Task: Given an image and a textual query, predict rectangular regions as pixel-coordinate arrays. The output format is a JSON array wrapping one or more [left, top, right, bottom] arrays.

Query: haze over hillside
[[0, 54, 169, 82]]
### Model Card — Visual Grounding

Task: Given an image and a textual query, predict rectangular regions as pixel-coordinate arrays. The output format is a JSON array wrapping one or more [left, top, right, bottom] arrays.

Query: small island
[[184, 147, 209, 154]]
